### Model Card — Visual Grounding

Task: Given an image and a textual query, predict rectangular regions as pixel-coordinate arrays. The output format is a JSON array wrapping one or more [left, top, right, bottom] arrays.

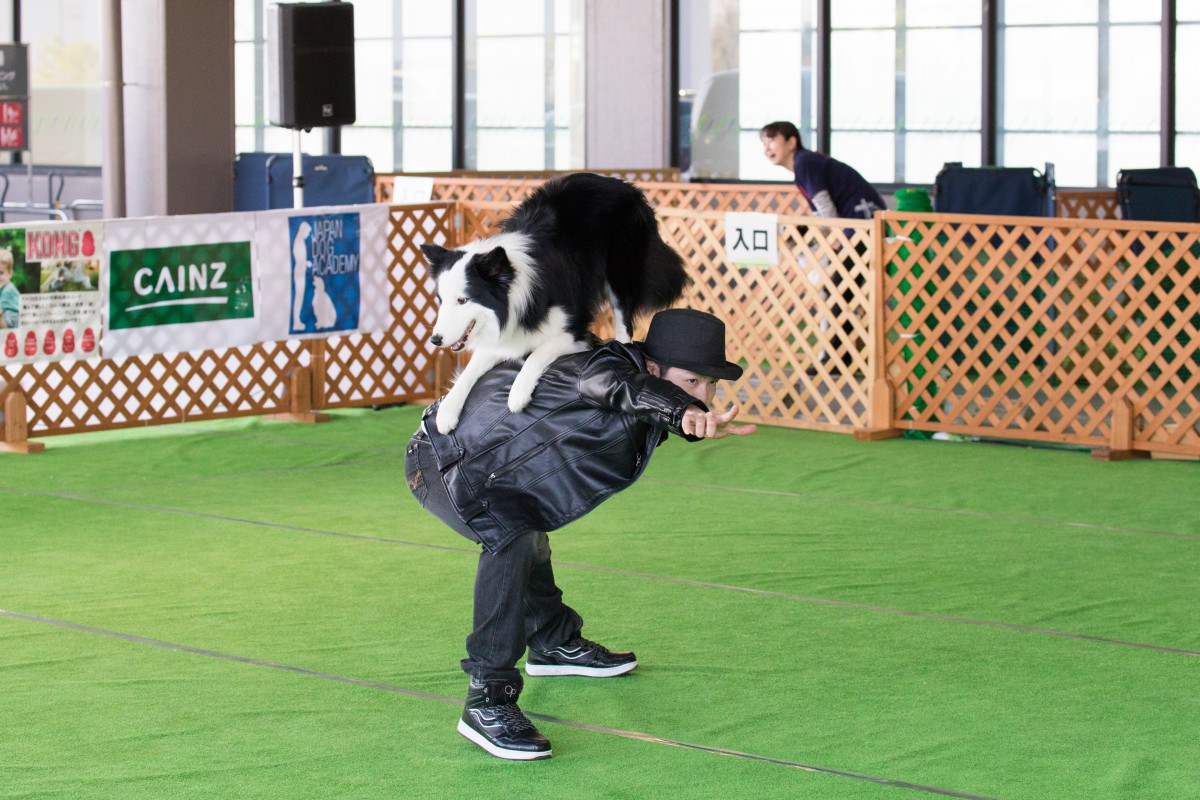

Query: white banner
[[386, 176, 435, 204], [101, 213, 260, 358], [0, 222, 104, 364]]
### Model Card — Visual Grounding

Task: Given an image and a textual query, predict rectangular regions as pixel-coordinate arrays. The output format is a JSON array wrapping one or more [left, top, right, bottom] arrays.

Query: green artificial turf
[[2, 406, 1198, 799]]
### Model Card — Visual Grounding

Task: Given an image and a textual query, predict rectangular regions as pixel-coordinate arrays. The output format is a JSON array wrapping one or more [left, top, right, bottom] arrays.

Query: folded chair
[[934, 162, 1057, 217], [1116, 167, 1200, 223]]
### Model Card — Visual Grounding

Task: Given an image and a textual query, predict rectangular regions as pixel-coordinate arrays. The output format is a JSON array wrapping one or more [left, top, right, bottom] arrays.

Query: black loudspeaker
[[268, 2, 356, 130]]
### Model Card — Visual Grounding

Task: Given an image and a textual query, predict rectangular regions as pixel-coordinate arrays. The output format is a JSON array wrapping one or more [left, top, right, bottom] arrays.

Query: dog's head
[[420, 243, 516, 352]]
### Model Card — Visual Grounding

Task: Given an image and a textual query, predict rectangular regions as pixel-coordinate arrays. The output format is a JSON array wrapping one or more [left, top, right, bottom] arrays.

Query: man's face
[[660, 366, 719, 405], [761, 133, 795, 168]]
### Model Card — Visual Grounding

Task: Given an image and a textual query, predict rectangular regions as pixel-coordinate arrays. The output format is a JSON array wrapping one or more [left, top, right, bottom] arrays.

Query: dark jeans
[[406, 433, 583, 686]]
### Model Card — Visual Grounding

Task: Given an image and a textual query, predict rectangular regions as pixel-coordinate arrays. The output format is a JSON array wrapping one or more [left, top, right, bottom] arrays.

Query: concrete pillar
[[102, 0, 127, 218], [585, 0, 672, 169], [122, 0, 235, 217]]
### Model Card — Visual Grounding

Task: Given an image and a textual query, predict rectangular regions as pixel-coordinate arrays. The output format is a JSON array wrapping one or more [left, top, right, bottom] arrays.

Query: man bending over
[[405, 308, 755, 760]]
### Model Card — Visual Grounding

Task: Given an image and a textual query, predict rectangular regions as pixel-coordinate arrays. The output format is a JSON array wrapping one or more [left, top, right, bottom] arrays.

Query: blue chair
[[234, 152, 375, 211], [934, 162, 1056, 218], [1116, 167, 1200, 223]]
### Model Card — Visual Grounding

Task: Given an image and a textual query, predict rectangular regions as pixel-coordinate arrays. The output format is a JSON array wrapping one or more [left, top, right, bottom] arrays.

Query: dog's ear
[[419, 243, 451, 272], [473, 246, 516, 285]]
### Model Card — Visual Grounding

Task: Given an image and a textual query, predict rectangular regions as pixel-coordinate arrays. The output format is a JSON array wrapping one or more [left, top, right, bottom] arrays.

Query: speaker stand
[[292, 129, 305, 208]]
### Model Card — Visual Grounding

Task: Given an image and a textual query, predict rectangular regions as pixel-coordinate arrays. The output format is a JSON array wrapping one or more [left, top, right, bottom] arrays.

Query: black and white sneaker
[[525, 635, 638, 677], [457, 679, 551, 761]]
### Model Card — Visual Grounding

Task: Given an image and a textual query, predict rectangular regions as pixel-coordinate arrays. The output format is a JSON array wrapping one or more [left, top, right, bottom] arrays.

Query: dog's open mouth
[[448, 321, 475, 352]]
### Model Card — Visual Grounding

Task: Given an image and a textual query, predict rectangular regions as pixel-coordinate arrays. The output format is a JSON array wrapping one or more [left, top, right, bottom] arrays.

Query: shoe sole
[[456, 719, 552, 761], [524, 660, 638, 677]]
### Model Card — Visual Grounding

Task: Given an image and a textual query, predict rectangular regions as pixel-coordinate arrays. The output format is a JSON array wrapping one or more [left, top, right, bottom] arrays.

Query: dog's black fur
[[419, 172, 692, 431], [491, 171, 691, 340]]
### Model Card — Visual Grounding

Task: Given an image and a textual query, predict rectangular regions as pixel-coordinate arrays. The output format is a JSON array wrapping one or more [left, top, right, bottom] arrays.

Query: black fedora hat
[[641, 308, 742, 380]]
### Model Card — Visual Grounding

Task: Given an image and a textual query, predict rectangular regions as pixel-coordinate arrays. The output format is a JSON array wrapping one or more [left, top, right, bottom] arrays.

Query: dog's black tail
[[613, 194, 692, 335]]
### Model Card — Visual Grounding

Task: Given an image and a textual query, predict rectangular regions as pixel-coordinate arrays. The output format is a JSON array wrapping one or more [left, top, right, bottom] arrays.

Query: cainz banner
[[108, 242, 254, 330], [101, 213, 261, 358], [288, 212, 360, 335]]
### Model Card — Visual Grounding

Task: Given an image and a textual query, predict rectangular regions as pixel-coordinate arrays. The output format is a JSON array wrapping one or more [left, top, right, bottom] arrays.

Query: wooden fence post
[[267, 366, 330, 424], [308, 339, 328, 410], [855, 211, 901, 441], [1, 389, 46, 454], [1091, 397, 1147, 461]]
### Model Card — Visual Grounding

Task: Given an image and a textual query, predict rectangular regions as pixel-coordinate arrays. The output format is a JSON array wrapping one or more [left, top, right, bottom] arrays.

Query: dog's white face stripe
[[434, 258, 468, 308], [459, 232, 539, 325], [432, 258, 492, 351]]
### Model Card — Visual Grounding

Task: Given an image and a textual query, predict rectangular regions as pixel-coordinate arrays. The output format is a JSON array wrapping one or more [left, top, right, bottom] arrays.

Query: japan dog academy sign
[[289, 212, 361, 335], [108, 242, 254, 330]]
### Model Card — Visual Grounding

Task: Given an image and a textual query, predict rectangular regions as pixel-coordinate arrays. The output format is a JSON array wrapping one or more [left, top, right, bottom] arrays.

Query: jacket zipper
[[484, 441, 550, 487]]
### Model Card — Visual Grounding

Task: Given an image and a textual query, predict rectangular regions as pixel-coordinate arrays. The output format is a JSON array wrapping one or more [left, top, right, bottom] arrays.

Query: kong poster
[[0, 223, 103, 365]]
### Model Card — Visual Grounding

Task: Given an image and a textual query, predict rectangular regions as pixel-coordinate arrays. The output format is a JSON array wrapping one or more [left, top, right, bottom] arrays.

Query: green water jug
[[894, 188, 933, 212]]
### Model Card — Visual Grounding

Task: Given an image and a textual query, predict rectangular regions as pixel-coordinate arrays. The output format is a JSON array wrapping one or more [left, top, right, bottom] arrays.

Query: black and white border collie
[[419, 172, 691, 433]]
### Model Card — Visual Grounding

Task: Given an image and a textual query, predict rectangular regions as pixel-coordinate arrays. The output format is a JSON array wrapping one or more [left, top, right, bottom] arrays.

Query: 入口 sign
[[724, 212, 779, 266]]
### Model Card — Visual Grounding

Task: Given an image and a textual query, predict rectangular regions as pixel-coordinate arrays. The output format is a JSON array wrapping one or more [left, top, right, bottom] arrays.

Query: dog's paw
[[435, 400, 463, 434], [507, 377, 536, 413]]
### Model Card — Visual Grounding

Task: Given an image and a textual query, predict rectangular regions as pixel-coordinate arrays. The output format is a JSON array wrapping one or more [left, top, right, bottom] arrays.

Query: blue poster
[[288, 213, 361, 335]]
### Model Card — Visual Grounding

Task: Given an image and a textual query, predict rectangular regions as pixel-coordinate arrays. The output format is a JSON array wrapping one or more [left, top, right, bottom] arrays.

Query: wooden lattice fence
[[640, 182, 809, 214], [434, 178, 810, 215], [375, 168, 681, 204], [0, 204, 459, 450], [1, 341, 310, 445], [377, 173, 811, 216], [6, 183, 1198, 460], [876, 210, 1200, 458], [648, 209, 872, 431], [1058, 190, 1120, 219]]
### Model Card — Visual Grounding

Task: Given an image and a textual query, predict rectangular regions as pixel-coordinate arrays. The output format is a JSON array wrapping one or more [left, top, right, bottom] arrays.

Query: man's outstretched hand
[[680, 403, 758, 439]]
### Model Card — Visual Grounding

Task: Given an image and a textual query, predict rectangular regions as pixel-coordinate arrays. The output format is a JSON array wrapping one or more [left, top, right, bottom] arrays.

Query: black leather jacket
[[414, 341, 703, 553]]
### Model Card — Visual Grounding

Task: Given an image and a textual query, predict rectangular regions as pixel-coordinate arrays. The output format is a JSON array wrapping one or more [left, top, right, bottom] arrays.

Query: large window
[[5, 0, 1195, 186], [680, 0, 1195, 188], [2, 0, 102, 166], [1179, 0, 1200, 169], [395, 1, 454, 171], [234, 0, 583, 172], [682, 0, 985, 185], [831, 0, 982, 184], [999, 0, 1161, 187], [678, 0, 818, 181], [465, 0, 584, 170]]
